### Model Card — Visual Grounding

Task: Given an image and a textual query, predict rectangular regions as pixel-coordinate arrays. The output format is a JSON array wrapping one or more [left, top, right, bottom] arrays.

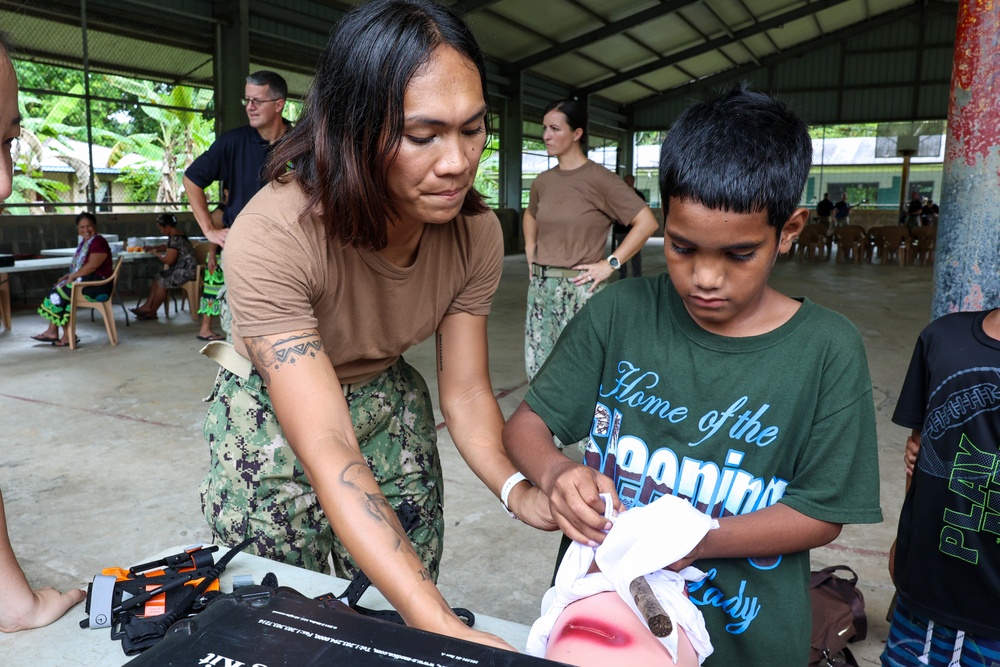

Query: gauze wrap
[[526, 494, 719, 664]]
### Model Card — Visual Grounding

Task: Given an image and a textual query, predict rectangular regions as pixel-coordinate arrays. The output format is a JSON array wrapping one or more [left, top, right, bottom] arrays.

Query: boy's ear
[[778, 208, 809, 253]]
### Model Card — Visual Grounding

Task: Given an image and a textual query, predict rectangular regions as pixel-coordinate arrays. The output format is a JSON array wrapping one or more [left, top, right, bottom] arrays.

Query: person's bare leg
[[53, 326, 70, 347], [198, 314, 220, 339], [134, 283, 167, 317], [31, 322, 59, 341], [144, 283, 168, 314]]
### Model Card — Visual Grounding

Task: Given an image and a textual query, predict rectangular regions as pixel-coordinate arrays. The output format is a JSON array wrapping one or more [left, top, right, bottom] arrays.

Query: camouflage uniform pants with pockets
[[199, 357, 444, 581], [524, 274, 604, 381]]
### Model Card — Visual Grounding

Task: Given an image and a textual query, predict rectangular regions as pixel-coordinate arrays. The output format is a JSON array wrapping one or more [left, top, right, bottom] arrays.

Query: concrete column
[[498, 67, 523, 211], [932, 0, 1000, 318], [213, 0, 250, 135]]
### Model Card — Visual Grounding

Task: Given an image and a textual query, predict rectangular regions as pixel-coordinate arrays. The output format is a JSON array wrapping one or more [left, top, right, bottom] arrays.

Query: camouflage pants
[[217, 285, 231, 341], [199, 358, 444, 581], [524, 274, 604, 381]]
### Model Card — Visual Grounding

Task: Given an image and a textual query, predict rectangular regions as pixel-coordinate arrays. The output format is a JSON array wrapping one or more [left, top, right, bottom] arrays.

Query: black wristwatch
[[607, 254, 621, 270]]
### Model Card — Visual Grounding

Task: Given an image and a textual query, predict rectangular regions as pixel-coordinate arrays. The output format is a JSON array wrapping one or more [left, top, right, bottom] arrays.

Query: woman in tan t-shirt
[[523, 99, 658, 381], [197, 0, 554, 652]]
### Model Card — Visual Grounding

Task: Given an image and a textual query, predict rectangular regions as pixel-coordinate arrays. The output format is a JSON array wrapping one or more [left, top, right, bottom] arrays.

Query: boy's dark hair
[[267, 0, 489, 250], [156, 213, 178, 227], [543, 98, 587, 143], [246, 71, 288, 100], [659, 83, 811, 232]]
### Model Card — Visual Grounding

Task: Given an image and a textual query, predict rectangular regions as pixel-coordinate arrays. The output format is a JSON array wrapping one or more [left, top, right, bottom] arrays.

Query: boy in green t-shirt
[[502, 84, 882, 666]]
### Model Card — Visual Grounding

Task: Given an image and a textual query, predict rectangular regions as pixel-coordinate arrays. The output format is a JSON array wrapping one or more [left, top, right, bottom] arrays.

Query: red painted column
[[931, 0, 1000, 318]]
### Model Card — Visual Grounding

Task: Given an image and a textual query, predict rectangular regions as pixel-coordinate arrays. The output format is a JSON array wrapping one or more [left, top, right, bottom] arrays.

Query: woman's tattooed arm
[[244, 331, 324, 385]]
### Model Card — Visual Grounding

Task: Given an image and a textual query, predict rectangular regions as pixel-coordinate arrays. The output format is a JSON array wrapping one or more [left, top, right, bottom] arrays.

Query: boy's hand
[[888, 539, 897, 584], [545, 461, 621, 546], [904, 433, 920, 476]]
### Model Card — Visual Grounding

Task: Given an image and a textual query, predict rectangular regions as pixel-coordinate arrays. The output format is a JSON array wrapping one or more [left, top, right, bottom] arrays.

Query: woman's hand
[[571, 259, 615, 293], [451, 625, 516, 652], [414, 608, 515, 651], [506, 481, 558, 531]]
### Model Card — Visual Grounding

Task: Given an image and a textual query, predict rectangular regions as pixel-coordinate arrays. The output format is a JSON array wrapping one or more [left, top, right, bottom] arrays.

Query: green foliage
[[5, 172, 69, 205], [475, 133, 500, 206], [11, 58, 216, 208], [809, 124, 879, 140], [635, 131, 667, 146], [114, 167, 161, 203]]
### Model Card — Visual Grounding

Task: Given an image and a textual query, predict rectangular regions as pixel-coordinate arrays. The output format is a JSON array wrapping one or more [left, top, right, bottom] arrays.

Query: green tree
[[103, 75, 215, 205]]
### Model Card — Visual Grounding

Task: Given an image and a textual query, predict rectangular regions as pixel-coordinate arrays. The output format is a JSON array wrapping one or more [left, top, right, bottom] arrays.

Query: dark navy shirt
[[185, 124, 281, 228]]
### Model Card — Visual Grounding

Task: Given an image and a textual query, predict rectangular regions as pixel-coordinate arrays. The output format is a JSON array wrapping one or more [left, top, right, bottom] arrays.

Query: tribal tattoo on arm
[[436, 332, 444, 372], [244, 332, 323, 385]]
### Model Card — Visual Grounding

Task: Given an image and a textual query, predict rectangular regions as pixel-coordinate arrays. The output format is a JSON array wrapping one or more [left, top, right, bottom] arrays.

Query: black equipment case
[[128, 586, 565, 667]]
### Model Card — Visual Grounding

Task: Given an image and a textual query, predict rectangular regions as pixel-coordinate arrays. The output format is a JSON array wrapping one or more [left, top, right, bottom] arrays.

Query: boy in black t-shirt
[[884, 308, 1000, 665]]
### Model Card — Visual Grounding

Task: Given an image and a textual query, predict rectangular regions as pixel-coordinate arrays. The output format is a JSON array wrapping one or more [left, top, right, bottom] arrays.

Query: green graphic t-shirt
[[526, 275, 882, 666]]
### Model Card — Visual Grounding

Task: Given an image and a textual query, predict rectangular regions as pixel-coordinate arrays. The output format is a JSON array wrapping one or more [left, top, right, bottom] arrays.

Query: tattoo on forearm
[[245, 332, 323, 383], [340, 462, 408, 549], [418, 567, 431, 581], [436, 332, 443, 372]]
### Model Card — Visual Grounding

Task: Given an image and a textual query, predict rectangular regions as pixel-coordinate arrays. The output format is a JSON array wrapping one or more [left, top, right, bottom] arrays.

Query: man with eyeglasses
[[183, 70, 290, 336], [184, 71, 289, 247]]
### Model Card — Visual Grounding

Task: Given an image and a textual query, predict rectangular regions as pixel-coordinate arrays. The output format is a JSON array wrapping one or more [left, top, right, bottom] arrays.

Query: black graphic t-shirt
[[893, 309, 1000, 639], [526, 276, 882, 666]]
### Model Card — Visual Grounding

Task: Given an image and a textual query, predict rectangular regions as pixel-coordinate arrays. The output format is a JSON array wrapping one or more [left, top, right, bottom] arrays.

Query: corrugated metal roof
[[0, 0, 960, 128]]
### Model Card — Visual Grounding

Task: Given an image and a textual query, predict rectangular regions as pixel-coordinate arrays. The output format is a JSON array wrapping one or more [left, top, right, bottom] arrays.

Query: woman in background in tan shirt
[[198, 0, 553, 651], [523, 98, 657, 381]]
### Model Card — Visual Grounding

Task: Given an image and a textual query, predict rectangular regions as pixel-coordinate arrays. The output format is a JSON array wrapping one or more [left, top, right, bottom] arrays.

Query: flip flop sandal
[[51, 337, 80, 348], [196, 334, 225, 341], [31, 333, 59, 342]]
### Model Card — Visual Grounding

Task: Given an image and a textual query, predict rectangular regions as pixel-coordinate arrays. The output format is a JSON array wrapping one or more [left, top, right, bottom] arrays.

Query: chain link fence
[[1, 3, 304, 217]]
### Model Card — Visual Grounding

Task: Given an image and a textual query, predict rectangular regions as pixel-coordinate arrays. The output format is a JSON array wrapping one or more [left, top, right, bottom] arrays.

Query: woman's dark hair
[[659, 83, 811, 234], [156, 213, 178, 227], [0, 29, 14, 59], [543, 98, 587, 143], [267, 0, 490, 249], [75, 211, 97, 227]]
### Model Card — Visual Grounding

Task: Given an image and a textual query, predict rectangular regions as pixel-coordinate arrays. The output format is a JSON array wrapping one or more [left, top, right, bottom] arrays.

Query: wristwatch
[[607, 254, 621, 270]]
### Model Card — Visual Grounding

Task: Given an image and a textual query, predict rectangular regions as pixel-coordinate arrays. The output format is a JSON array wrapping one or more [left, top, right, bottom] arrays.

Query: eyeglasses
[[243, 97, 281, 107]]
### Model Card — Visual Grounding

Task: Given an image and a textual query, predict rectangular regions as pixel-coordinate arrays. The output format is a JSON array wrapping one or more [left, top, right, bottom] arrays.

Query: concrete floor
[[0, 243, 931, 665]]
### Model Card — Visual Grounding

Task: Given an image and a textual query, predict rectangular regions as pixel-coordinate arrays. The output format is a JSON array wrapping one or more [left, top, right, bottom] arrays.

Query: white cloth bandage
[[526, 494, 719, 664]]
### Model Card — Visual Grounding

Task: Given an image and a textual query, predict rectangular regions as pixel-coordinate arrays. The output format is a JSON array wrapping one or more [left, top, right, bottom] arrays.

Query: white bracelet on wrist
[[500, 471, 529, 519]]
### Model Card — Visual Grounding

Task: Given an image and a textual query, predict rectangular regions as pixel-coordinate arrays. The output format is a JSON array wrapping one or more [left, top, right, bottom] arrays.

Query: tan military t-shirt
[[528, 160, 647, 268], [225, 180, 503, 384]]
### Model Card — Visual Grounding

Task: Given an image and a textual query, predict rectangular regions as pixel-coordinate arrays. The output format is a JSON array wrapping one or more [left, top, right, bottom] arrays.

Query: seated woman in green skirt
[[32, 211, 113, 347]]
